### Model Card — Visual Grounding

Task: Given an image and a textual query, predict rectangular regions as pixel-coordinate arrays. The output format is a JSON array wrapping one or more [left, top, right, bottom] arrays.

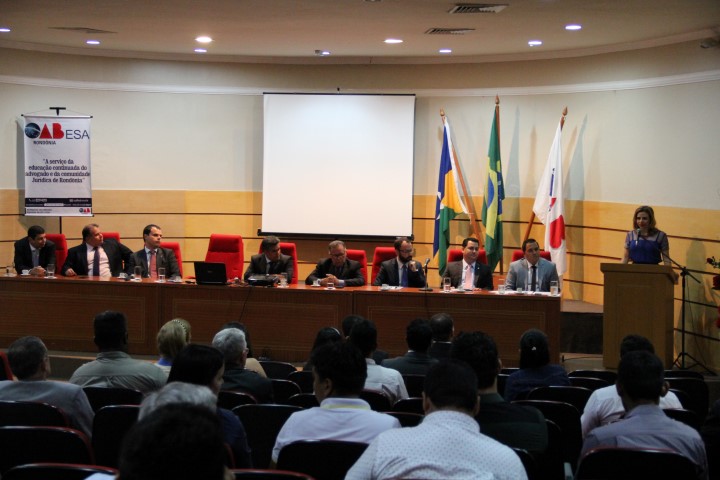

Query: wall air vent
[[425, 28, 476, 35], [449, 4, 508, 14]]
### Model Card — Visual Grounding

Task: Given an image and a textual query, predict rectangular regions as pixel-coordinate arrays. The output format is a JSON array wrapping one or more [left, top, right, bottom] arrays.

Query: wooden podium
[[601, 263, 675, 369]]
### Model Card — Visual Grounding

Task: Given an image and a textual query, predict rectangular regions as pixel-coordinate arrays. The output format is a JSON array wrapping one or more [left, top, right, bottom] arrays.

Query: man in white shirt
[[346, 359, 527, 480], [272, 342, 399, 464]]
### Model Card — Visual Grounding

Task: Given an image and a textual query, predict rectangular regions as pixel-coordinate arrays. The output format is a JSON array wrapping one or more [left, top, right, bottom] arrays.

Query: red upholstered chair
[[370, 247, 397, 284], [0, 352, 13, 381], [258, 242, 298, 285], [0, 426, 95, 474], [160, 241, 183, 277], [345, 249, 368, 282], [102, 232, 121, 243], [447, 248, 488, 265], [511, 249, 551, 262], [205, 234, 244, 280], [45, 233, 67, 274]]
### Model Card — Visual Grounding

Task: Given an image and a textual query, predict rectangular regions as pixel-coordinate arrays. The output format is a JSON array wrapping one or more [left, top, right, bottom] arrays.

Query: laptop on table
[[194, 261, 228, 285]]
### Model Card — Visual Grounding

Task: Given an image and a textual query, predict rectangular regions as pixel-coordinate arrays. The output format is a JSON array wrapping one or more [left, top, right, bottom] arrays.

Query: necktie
[[463, 264, 474, 290], [149, 250, 157, 279], [401, 264, 408, 287], [531, 265, 537, 291], [92, 248, 100, 276], [32, 249, 39, 268], [267, 261, 275, 274]]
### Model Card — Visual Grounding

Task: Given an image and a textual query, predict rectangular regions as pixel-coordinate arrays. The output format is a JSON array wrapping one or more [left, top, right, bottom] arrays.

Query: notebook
[[193, 261, 228, 285]]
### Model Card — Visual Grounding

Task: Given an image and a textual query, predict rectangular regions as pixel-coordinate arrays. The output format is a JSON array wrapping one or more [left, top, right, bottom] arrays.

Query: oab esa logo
[[25, 122, 89, 143]]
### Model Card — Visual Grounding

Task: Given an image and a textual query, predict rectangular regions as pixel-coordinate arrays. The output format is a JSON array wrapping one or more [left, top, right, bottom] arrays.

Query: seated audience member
[[0, 336, 93, 438], [117, 404, 234, 480], [168, 344, 252, 468], [343, 314, 388, 365], [581, 351, 708, 479], [303, 326, 343, 372], [212, 328, 274, 403], [372, 237, 426, 288], [272, 342, 400, 464], [155, 318, 192, 373], [13, 225, 56, 275], [442, 237, 493, 290], [348, 318, 408, 404], [503, 328, 570, 401], [382, 318, 438, 375], [305, 240, 365, 287], [505, 238, 559, 292], [69, 311, 167, 394], [428, 312, 454, 360], [139, 381, 217, 420], [451, 331, 548, 455], [130, 224, 181, 279], [346, 360, 527, 480], [243, 235, 294, 282], [221, 322, 266, 376], [581, 334, 683, 437], [62, 223, 134, 277]]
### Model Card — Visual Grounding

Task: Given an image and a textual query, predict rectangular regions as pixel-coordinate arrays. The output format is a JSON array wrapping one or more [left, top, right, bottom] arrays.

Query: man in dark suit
[[305, 240, 365, 287], [372, 237, 426, 288], [62, 223, 134, 277], [382, 318, 438, 375], [505, 238, 559, 292], [13, 225, 56, 275], [442, 237, 493, 290], [131, 224, 181, 279], [243, 235, 293, 282]]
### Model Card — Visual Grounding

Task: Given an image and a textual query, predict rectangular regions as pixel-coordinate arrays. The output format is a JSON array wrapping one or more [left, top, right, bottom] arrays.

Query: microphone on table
[[420, 258, 432, 292]]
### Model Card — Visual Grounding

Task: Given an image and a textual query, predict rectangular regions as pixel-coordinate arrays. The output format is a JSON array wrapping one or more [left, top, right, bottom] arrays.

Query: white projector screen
[[261, 93, 416, 238]]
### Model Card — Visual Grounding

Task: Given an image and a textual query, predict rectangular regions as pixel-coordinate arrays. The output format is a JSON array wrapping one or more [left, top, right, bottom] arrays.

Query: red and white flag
[[532, 121, 567, 275]]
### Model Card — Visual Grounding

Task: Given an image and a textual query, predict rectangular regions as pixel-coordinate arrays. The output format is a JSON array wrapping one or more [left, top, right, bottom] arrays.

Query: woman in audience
[[168, 344, 252, 468], [303, 326, 343, 371], [503, 328, 570, 401], [221, 321, 266, 377], [155, 318, 191, 372]]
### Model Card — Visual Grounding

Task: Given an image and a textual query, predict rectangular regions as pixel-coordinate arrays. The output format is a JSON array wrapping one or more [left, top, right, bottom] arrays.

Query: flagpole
[[439, 109, 482, 242], [494, 96, 504, 274], [522, 106, 567, 243]]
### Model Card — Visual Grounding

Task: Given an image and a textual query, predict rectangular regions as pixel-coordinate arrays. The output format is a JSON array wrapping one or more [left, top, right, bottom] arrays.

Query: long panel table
[[0, 276, 560, 365]]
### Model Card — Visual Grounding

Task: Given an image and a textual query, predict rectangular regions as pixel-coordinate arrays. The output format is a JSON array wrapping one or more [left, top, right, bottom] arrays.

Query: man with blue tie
[[372, 237, 426, 288], [62, 223, 134, 277], [442, 237, 493, 290], [131, 224, 181, 279], [505, 238, 559, 292]]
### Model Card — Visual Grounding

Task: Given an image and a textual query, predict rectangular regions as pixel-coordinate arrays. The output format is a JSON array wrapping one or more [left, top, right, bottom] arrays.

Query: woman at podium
[[621, 205, 670, 265]]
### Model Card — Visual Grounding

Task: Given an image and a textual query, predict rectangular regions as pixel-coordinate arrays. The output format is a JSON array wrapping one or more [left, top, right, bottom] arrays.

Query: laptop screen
[[193, 261, 227, 285]]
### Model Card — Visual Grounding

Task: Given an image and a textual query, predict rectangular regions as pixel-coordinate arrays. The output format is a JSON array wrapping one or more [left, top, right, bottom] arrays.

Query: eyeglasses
[[399, 249, 415, 255], [330, 252, 346, 258]]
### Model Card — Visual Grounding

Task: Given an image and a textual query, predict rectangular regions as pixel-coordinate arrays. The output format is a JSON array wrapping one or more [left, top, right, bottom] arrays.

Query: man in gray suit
[[505, 238, 559, 292], [131, 224, 181, 279], [243, 235, 293, 282], [442, 237, 493, 290]]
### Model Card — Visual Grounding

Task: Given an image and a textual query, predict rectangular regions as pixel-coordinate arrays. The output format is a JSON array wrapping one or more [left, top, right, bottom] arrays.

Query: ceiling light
[[194, 48, 207, 53], [384, 38, 403, 44], [0, 28, 11, 33], [195, 36, 213, 44], [565, 24, 582, 31], [528, 40, 543, 47], [439, 48, 452, 54], [86, 40, 100, 45], [314, 49, 331, 56]]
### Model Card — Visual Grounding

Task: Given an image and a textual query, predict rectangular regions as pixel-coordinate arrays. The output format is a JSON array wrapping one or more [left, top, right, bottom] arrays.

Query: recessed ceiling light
[[314, 49, 331, 56], [194, 48, 207, 53], [565, 24, 582, 31], [384, 38, 403, 44], [86, 40, 100, 45], [439, 48, 452, 54], [0, 28, 11, 33], [195, 36, 213, 44], [528, 40, 543, 47]]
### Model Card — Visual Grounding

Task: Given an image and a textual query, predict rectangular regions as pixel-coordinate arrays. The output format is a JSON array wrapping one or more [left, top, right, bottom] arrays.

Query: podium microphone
[[636, 228, 641, 246], [420, 258, 432, 292]]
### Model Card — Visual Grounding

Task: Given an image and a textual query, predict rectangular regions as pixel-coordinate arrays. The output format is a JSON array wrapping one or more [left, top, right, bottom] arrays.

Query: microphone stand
[[664, 251, 715, 374], [419, 259, 432, 291]]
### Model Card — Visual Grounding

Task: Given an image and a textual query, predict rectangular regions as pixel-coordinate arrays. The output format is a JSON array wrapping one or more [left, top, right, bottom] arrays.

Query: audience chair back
[[0, 401, 69, 427], [287, 371, 314, 394], [2, 463, 118, 480], [82, 386, 143, 413], [541, 419, 567, 480], [497, 373, 509, 397], [231, 469, 315, 479], [218, 391, 257, 410], [511, 250, 551, 262], [665, 377, 709, 421], [392, 397, 424, 415], [663, 408, 703, 432], [401, 374, 425, 398], [359, 389, 392, 412], [159, 240, 183, 277], [370, 247, 397, 283], [92, 405, 140, 468], [447, 248, 488, 265], [527, 385, 593, 412], [664, 369, 704, 380], [568, 369, 617, 384], [575, 447, 700, 479], [45, 233, 68, 274], [205, 234, 245, 280], [0, 352, 12, 381], [259, 361, 297, 380], [512, 448, 539, 480], [284, 393, 320, 409], [669, 388, 691, 410], [232, 404, 302, 469], [102, 232, 121, 243], [385, 411, 423, 428], [345, 249, 368, 282], [276, 440, 369, 480], [568, 376, 610, 392], [271, 379, 302, 403], [0, 426, 94, 474]]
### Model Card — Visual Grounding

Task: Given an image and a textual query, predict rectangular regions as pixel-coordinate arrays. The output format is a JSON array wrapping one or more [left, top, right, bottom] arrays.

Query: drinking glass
[[46, 263, 55, 278], [498, 284, 506, 295], [550, 281, 559, 296], [134, 265, 143, 281], [278, 273, 288, 288], [326, 281, 335, 290], [443, 277, 451, 292], [157, 267, 166, 283]]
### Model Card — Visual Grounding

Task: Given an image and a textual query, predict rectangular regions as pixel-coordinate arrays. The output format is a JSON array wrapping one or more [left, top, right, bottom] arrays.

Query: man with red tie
[[62, 223, 134, 277], [131, 224, 181, 279]]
